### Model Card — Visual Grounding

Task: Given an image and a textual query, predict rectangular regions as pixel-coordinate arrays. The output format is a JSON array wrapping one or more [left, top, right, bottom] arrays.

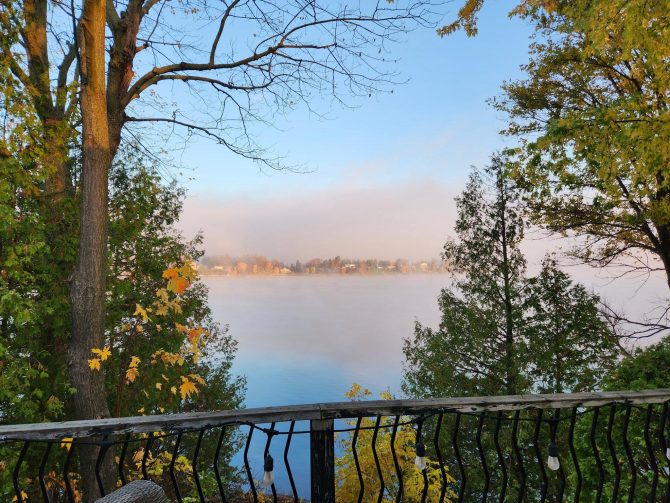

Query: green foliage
[[404, 157, 525, 398], [494, 0, 670, 288], [403, 157, 619, 399]]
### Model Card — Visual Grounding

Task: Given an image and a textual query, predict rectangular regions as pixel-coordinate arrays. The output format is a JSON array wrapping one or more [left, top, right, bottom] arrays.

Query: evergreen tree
[[403, 156, 527, 398]]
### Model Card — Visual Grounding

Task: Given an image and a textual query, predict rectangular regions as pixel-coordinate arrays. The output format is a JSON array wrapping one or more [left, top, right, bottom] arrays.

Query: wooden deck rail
[[1, 389, 669, 440]]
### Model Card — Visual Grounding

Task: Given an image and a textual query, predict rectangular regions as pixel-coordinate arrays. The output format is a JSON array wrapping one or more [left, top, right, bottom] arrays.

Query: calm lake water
[[205, 274, 447, 407], [205, 274, 446, 494]]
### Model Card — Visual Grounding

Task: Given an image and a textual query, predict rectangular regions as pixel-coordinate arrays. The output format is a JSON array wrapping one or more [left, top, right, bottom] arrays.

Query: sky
[[176, 1, 535, 262]]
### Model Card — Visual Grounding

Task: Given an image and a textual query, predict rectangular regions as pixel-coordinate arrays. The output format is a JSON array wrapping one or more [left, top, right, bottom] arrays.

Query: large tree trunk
[[69, 0, 113, 500]]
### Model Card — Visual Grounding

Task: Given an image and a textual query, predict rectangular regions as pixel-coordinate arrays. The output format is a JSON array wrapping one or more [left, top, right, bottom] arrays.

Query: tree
[[403, 158, 619, 399], [0, 146, 245, 499], [404, 156, 527, 398], [495, 1, 670, 291], [523, 256, 619, 393]]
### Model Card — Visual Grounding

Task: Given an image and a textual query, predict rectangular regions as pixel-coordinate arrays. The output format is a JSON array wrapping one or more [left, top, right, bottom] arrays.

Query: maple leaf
[[92, 346, 112, 361], [168, 276, 189, 294], [170, 386, 177, 395], [133, 303, 150, 322], [187, 327, 205, 343], [179, 377, 198, 400], [129, 355, 141, 367], [88, 358, 101, 371], [60, 437, 73, 451], [12, 490, 28, 502], [126, 366, 140, 383], [162, 268, 179, 280]]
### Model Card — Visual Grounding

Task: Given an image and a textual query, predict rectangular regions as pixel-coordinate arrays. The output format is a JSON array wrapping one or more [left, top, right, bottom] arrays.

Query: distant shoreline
[[200, 271, 449, 278]]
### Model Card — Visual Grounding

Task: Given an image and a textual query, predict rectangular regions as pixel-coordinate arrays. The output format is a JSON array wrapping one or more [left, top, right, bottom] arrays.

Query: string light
[[263, 454, 274, 486], [414, 417, 427, 471], [415, 440, 427, 471], [547, 442, 560, 471]]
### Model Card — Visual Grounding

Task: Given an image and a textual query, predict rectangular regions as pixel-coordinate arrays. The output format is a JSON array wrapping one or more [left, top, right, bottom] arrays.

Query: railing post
[[310, 418, 335, 503]]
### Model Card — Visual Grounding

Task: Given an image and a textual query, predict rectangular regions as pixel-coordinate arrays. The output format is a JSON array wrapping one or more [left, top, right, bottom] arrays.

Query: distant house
[[280, 267, 293, 275]]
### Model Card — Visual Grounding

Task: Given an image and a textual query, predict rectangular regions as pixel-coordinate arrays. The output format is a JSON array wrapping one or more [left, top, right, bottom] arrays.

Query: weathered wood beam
[[1, 389, 669, 440]]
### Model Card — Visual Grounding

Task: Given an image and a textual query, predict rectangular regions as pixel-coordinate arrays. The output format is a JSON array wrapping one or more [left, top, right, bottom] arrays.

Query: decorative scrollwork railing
[[1, 389, 669, 502]]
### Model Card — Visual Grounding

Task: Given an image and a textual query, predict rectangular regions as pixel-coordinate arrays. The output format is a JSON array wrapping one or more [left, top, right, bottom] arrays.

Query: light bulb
[[263, 454, 274, 486], [547, 442, 560, 471], [415, 440, 427, 471]]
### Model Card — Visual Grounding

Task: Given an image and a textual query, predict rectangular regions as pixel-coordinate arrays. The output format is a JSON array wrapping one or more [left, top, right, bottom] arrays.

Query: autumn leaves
[[87, 262, 207, 410]]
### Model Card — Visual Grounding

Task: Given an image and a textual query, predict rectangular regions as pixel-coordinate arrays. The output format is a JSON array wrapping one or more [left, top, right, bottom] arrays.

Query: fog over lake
[[205, 274, 447, 406]]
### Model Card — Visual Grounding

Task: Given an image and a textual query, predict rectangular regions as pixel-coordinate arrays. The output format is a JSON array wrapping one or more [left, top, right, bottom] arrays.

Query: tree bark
[[69, 0, 113, 500]]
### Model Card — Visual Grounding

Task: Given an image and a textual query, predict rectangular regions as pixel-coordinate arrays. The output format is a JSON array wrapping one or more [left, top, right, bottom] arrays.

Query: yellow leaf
[[170, 386, 177, 395], [12, 490, 27, 502], [133, 303, 150, 322], [129, 355, 141, 367], [179, 376, 199, 400], [126, 366, 139, 383], [137, 407, 145, 415], [162, 268, 179, 280], [60, 437, 73, 451], [168, 276, 190, 295], [188, 327, 205, 343], [155, 382, 162, 390], [92, 346, 112, 361], [88, 358, 101, 371]]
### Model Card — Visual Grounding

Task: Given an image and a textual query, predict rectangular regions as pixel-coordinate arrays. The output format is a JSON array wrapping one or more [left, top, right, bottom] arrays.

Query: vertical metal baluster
[[63, 438, 75, 503], [534, 409, 548, 503], [494, 411, 508, 503], [416, 418, 429, 503], [170, 431, 183, 503], [644, 404, 659, 502], [263, 423, 278, 503], [38, 441, 53, 503], [95, 435, 110, 497], [569, 408, 582, 502], [590, 407, 604, 503], [434, 413, 449, 503], [606, 405, 620, 502], [12, 441, 29, 503], [622, 404, 636, 503], [553, 409, 566, 503], [371, 416, 384, 503], [659, 402, 669, 502], [283, 421, 298, 503], [452, 412, 466, 503], [511, 410, 525, 503], [243, 425, 258, 502], [476, 412, 489, 503], [352, 417, 364, 503], [390, 415, 403, 503], [193, 429, 206, 502], [213, 426, 228, 503], [118, 434, 130, 487], [141, 432, 154, 480]]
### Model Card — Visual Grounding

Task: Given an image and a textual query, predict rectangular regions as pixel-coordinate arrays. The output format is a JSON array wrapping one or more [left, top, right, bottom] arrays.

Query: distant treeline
[[199, 255, 448, 275]]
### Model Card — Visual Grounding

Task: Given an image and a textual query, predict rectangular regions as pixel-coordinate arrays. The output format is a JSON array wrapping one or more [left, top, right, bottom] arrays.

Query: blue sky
[[177, 1, 534, 260]]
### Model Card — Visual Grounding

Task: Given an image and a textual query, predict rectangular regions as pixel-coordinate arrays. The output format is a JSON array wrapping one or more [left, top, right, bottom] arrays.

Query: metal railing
[[1, 389, 669, 502]]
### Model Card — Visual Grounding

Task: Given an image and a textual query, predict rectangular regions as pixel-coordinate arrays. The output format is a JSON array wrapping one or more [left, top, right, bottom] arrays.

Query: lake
[[205, 274, 446, 494], [205, 274, 447, 407]]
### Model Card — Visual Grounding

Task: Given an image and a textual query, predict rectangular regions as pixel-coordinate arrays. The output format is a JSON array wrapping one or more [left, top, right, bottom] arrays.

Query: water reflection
[[205, 274, 446, 406], [205, 274, 446, 495]]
